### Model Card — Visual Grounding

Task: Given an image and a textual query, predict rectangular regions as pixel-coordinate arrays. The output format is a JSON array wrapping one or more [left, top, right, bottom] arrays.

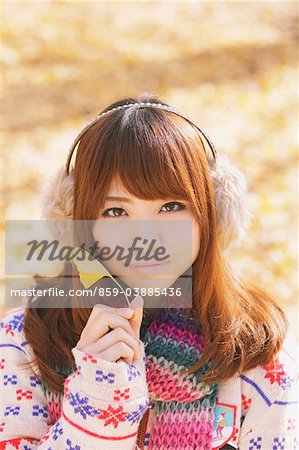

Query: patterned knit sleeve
[[238, 333, 299, 450], [0, 308, 149, 450]]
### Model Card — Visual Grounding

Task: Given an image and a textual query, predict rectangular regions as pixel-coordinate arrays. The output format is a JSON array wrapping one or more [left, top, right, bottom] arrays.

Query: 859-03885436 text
[[9, 286, 183, 298]]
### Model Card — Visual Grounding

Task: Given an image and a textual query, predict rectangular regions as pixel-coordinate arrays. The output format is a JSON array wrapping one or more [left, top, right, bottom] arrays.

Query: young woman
[[0, 93, 298, 450]]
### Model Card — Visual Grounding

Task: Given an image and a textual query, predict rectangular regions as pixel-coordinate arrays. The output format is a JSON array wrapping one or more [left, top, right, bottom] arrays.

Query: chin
[[134, 278, 178, 290]]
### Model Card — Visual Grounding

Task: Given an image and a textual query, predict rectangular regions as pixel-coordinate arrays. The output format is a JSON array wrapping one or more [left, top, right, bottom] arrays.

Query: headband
[[40, 101, 254, 251], [65, 101, 218, 176]]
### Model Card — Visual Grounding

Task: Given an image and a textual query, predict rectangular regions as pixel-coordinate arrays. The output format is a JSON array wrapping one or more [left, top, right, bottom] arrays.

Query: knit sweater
[[0, 306, 298, 450]]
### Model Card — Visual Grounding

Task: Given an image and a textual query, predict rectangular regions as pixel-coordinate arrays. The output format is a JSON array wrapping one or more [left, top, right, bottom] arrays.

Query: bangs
[[97, 107, 203, 201]]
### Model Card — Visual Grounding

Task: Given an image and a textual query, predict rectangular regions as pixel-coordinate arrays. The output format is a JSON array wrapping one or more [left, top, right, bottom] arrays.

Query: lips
[[130, 261, 170, 268], [129, 261, 170, 273]]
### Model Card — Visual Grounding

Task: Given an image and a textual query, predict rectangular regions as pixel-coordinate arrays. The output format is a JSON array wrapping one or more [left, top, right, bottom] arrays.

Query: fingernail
[[131, 295, 144, 309]]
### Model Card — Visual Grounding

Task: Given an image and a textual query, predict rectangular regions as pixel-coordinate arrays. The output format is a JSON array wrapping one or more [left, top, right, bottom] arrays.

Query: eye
[[160, 202, 186, 213], [101, 207, 127, 218], [100, 201, 186, 218]]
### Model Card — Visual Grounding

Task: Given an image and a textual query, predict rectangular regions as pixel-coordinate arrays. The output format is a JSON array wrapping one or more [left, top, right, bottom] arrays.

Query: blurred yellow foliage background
[[1, 2, 298, 339]]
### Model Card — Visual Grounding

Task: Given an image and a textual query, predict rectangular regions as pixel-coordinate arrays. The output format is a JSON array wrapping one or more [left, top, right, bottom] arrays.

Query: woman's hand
[[76, 295, 144, 364]]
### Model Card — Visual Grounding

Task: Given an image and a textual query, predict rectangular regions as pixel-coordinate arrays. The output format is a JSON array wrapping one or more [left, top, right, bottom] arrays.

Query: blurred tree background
[[1, 2, 298, 340]]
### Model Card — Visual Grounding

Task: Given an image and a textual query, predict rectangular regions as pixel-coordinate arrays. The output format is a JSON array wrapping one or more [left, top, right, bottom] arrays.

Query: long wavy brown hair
[[22, 92, 288, 394]]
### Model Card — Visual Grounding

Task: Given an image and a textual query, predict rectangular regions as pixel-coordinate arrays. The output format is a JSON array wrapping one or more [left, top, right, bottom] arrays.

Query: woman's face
[[92, 177, 200, 299]]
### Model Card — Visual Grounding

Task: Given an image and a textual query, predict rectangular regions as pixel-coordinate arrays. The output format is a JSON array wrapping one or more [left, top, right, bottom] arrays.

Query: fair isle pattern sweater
[[0, 306, 298, 450]]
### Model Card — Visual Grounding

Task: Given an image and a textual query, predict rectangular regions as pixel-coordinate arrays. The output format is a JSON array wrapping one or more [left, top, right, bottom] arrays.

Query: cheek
[[191, 221, 200, 262], [163, 217, 199, 269], [92, 223, 110, 247]]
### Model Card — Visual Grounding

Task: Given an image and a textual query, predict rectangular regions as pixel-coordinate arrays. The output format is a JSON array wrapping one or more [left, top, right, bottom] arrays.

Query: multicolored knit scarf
[[41, 307, 219, 449], [139, 308, 219, 449]]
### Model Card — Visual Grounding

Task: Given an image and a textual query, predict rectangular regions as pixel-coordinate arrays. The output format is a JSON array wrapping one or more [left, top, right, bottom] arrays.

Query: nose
[[129, 220, 164, 257]]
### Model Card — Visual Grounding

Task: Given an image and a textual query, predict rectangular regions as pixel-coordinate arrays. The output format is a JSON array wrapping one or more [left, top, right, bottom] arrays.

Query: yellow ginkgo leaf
[[72, 246, 131, 307]]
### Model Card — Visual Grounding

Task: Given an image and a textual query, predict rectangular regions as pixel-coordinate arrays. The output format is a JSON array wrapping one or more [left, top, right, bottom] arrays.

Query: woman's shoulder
[[218, 331, 298, 396], [0, 306, 27, 338], [0, 306, 31, 360], [239, 331, 299, 404], [217, 331, 298, 416]]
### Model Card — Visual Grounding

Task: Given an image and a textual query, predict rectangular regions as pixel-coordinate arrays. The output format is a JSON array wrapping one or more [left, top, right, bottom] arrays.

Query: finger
[[129, 295, 144, 340], [78, 310, 136, 348], [88, 327, 140, 360], [91, 304, 134, 320], [98, 341, 135, 364]]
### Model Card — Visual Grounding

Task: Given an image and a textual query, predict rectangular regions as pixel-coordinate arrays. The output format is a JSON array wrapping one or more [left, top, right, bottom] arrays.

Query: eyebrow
[[105, 196, 187, 203], [105, 196, 133, 203]]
